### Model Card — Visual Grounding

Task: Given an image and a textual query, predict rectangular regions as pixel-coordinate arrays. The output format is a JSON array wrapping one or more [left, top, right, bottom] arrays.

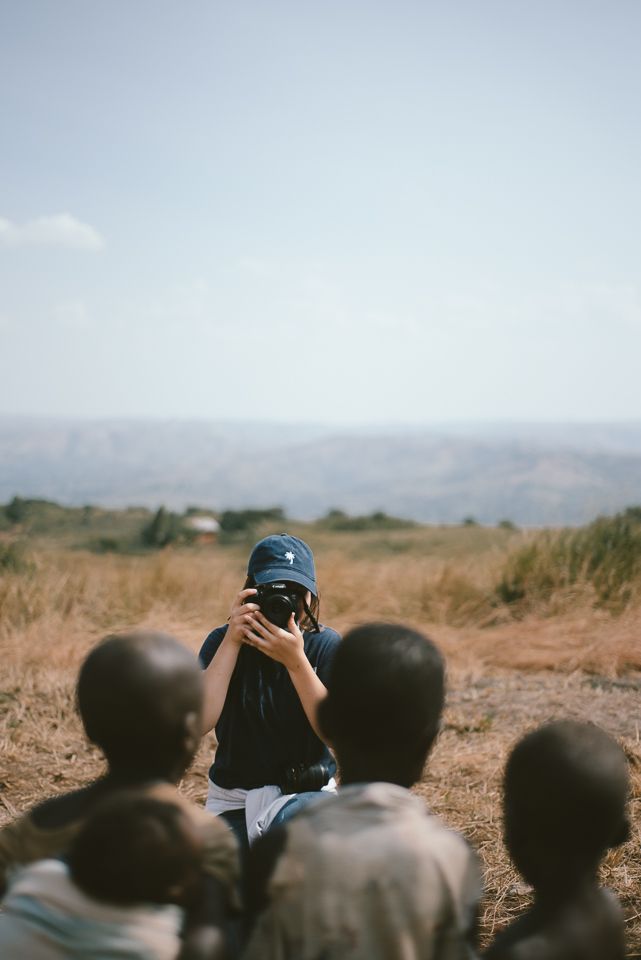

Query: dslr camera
[[253, 582, 301, 629], [281, 760, 332, 794]]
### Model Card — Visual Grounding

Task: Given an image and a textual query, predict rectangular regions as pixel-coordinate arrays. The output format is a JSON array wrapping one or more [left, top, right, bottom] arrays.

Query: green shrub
[[218, 507, 286, 534], [497, 519, 517, 531], [316, 509, 415, 532], [216, 508, 287, 545], [0, 541, 32, 574], [496, 507, 641, 613], [5, 496, 29, 524]]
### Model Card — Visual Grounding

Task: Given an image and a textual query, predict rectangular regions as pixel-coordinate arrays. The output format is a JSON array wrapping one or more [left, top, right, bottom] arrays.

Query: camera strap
[[302, 599, 320, 633]]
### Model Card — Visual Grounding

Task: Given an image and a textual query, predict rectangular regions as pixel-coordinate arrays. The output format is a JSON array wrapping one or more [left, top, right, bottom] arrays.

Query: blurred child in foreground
[[244, 622, 481, 960], [0, 790, 224, 959], [0, 632, 239, 958], [484, 719, 630, 960]]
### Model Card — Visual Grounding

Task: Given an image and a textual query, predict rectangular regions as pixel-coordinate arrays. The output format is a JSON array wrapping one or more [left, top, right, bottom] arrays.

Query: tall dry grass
[[3, 534, 640, 674], [0, 535, 640, 951]]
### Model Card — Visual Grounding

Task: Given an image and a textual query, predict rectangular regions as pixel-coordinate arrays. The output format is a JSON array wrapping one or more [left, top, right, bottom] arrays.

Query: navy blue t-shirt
[[199, 624, 341, 790]]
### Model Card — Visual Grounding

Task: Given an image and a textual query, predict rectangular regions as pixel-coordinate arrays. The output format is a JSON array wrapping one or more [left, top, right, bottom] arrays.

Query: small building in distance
[[184, 514, 220, 544]]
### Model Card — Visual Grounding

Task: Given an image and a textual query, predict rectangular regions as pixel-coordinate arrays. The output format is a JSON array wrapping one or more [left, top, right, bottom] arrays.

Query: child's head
[[318, 622, 445, 787], [77, 631, 203, 781], [504, 720, 630, 890], [68, 790, 203, 907]]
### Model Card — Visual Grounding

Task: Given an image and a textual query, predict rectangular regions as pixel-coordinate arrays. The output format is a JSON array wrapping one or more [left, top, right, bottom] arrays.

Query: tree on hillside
[[140, 506, 181, 548], [5, 496, 27, 524]]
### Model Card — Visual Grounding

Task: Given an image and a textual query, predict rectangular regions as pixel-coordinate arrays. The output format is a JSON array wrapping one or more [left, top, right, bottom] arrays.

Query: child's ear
[[166, 882, 185, 903], [182, 711, 201, 756]]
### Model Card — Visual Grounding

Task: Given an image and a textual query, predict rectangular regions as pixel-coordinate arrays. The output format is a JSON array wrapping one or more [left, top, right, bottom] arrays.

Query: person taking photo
[[199, 534, 341, 855]]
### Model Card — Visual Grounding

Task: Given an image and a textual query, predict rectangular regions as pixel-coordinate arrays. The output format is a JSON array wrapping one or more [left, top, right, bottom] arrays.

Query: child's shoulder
[[291, 783, 478, 881], [483, 912, 548, 960], [0, 780, 138, 885], [0, 791, 91, 890], [30, 782, 106, 830], [484, 888, 625, 960]]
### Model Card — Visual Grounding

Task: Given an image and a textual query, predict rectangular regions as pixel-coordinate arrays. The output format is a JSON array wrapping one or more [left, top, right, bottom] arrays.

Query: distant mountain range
[[2, 416, 641, 525]]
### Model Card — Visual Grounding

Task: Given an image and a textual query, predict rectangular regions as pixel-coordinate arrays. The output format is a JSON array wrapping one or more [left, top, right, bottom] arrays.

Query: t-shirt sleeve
[[311, 627, 341, 687], [198, 625, 228, 669]]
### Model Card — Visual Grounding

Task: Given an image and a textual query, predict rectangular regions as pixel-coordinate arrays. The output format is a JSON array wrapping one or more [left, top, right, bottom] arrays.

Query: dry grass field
[[1, 525, 640, 953]]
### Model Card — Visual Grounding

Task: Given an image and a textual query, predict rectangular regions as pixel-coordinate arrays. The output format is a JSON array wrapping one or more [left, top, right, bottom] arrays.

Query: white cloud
[[0, 214, 105, 251]]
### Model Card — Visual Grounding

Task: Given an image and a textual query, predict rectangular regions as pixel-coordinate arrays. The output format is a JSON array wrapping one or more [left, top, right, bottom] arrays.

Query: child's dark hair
[[76, 632, 203, 776], [68, 791, 202, 906], [504, 720, 630, 883], [318, 622, 445, 786]]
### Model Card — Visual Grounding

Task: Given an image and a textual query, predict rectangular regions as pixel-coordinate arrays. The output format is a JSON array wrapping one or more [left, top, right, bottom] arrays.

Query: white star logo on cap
[[285, 551, 295, 565]]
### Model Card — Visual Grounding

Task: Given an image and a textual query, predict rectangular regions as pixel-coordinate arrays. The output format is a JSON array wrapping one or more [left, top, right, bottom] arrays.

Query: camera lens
[[261, 593, 297, 629], [281, 762, 330, 793]]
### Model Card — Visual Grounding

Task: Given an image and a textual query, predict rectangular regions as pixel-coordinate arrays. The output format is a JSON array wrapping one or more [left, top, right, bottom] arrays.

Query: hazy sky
[[2, 1, 640, 424]]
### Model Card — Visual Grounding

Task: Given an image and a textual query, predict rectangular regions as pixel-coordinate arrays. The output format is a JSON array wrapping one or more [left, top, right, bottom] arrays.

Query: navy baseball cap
[[247, 534, 317, 597]]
